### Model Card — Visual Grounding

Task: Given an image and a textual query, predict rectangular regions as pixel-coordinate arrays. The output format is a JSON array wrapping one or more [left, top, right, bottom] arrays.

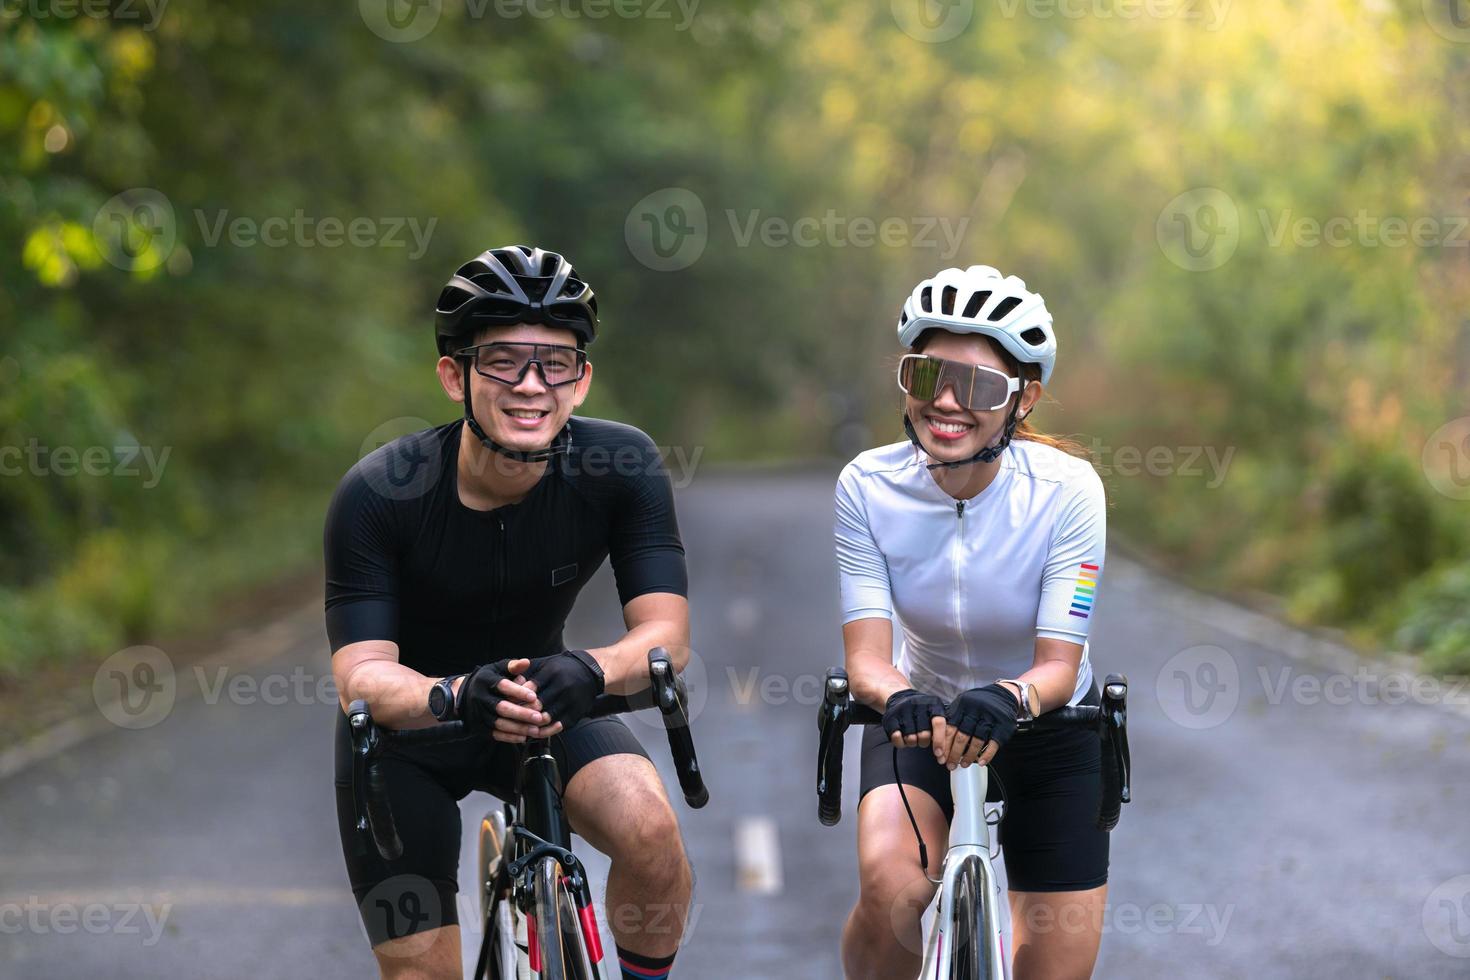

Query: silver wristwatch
[[999, 679, 1036, 722]]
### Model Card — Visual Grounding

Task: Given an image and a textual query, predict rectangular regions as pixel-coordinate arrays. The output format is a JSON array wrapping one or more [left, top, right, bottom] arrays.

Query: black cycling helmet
[[434, 245, 598, 356]]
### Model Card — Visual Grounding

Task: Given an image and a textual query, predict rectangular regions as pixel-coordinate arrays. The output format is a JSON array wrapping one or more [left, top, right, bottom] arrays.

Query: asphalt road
[[3, 468, 1470, 978]]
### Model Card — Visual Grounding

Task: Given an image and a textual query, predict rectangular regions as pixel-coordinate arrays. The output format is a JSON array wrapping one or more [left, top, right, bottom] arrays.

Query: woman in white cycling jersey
[[835, 265, 1109, 980]]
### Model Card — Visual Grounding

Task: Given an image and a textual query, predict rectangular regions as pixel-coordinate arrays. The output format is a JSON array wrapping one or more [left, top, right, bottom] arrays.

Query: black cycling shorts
[[858, 679, 1108, 893], [333, 709, 650, 947]]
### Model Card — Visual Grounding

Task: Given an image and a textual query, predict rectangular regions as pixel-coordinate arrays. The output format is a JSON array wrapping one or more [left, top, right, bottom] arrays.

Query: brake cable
[[893, 745, 1010, 883]]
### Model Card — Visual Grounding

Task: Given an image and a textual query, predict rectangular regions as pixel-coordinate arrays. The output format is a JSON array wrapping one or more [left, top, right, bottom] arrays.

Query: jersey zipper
[[496, 516, 507, 621], [953, 500, 969, 669]]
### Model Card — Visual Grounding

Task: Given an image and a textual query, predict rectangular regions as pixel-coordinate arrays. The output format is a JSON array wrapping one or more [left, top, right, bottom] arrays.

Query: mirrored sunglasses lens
[[901, 357, 943, 400], [967, 370, 1012, 411]]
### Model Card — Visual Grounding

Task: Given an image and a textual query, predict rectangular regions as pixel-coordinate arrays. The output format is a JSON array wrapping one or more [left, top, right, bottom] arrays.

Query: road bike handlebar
[[816, 669, 1131, 831], [348, 647, 708, 860]]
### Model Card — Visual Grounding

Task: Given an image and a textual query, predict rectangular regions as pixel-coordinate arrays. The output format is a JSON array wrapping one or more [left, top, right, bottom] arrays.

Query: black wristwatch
[[429, 674, 463, 722]]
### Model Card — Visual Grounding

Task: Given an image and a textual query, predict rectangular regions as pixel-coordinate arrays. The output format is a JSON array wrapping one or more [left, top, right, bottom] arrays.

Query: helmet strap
[[460, 360, 572, 463], [904, 398, 1023, 471]]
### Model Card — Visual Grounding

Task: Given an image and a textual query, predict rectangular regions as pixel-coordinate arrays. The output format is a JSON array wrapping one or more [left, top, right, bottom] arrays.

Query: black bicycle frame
[[347, 648, 707, 976]]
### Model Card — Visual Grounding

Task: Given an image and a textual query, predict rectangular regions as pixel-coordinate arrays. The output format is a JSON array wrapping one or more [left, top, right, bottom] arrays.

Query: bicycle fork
[[920, 763, 1010, 980], [517, 741, 610, 978]]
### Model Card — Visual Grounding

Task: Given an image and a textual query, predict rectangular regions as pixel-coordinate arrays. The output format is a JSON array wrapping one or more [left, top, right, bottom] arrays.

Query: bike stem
[[519, 737, 572, 850], [950, 761, 991, 851]]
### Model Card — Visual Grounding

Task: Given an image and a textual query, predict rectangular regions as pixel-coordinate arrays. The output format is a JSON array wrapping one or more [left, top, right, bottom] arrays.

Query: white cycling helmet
[[896, 265, 1057, 385]]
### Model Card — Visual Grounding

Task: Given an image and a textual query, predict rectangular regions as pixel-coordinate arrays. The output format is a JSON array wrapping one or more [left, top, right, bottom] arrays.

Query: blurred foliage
[[1393, 563, 1470, 675], [2, 0, 1469, 678]]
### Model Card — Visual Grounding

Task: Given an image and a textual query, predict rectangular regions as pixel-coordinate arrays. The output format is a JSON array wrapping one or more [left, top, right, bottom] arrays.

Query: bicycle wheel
[[478, 895, 524, 980], [477, 809, 523, 980], [949, 860, 985, 980], [556, 874, 600, 980], [532, 857, 571, 980]]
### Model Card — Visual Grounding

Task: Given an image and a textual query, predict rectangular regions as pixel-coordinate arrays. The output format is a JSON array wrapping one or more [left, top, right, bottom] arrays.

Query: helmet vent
[[437, 285, 473, 311], [962, 291, 990, 319], [920, 286, 933, 312], [941, 286, 958, 315], [469, 272, 512, 294], [470, 297, 530, 319], [1021, 326, 1048, 345], [989, 296, 1022, 321]]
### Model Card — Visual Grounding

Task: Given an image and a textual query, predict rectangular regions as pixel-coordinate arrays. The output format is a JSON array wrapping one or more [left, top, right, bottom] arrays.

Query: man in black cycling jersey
[[326, 246, 693, 980]]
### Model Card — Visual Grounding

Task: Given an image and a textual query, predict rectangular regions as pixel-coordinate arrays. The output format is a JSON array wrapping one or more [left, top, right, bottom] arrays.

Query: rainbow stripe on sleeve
[[1068, 563, 1099, 619]]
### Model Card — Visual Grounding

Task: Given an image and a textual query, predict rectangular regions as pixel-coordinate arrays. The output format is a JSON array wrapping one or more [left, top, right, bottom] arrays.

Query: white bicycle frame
[[918, 762, 1010, 980]]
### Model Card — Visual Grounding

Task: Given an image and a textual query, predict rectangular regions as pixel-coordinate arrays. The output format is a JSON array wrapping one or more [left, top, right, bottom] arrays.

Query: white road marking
[[733, 815, 783, 895]]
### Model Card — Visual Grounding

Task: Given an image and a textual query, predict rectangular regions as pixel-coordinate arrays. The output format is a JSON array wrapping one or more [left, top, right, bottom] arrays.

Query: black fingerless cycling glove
[[523, 649, 605, 730], [882, 688, 947, 740], [943, 683, 1020, 748], [457, 658, 521, 734]]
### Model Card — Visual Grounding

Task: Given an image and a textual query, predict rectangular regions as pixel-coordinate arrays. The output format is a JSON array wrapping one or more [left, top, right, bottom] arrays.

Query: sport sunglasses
[[455, 342, 588, 388], [897, 354, 1022, 412]]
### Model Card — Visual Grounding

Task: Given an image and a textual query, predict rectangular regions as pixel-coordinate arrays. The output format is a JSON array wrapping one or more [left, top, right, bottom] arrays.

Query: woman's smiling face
[[905, 331, 1037, 463]]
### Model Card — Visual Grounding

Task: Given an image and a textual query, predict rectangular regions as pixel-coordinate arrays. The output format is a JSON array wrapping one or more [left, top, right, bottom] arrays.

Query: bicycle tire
[[950, 859, 986, 980], [478, 897, 522, 980], [557, 876, 599, 980], [533, 857, 570, 980], [476, 808, 523, 980]]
